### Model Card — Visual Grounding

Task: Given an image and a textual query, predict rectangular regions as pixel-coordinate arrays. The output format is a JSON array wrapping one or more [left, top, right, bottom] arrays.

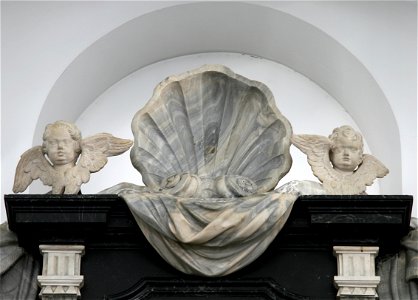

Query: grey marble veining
[[131, 65, 293, 194], [108, 65, 296, 276], [104, 182, 298, 277]]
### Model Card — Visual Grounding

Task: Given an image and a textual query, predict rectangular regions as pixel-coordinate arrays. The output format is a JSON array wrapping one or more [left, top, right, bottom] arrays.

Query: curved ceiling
[[34, 2, 401, 193]]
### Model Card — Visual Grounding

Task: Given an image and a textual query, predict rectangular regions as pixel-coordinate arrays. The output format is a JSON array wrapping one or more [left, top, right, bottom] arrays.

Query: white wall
[[1, 1, 416, 222], [260, 0, 417, 212], [2, 1, 180, 221]]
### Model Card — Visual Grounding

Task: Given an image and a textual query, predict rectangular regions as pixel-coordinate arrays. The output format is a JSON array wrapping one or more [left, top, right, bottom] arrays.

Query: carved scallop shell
[[131, 65, 292, 193]]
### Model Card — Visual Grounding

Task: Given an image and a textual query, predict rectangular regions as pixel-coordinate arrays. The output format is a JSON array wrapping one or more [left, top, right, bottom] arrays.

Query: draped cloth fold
[[0, 223, 40, 300], [377, 218, 418, 300], [104, 183, 298, 277]]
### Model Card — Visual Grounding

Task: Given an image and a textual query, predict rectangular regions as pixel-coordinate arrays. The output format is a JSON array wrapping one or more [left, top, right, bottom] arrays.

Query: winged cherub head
[[329, 125, 364, 173], [42, 121, 82, 167], [13, 120, 133, 194]]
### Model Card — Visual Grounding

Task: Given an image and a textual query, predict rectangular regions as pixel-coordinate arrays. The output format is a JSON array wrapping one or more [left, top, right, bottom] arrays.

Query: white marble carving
[[275, 180, 326, 196], [13, 121, 132, 194], [334, 246, 380, 299], [37, 245, 85, 300], [291, 125, 389, 194], [107, 65, 295, 276]]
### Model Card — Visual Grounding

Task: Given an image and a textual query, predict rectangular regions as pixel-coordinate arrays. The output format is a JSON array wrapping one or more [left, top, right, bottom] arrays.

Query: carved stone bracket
[[333, 246, 380, 300], [37, 245, 85, 300]]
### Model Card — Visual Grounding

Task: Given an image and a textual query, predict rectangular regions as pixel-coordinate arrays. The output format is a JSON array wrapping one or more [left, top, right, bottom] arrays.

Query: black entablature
[[4, 194, 413, 299]]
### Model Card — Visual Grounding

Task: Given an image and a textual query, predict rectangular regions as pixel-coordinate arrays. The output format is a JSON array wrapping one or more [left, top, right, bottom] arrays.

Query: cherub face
[[44, 127, 79, 166], [330, 144, 363, 172]]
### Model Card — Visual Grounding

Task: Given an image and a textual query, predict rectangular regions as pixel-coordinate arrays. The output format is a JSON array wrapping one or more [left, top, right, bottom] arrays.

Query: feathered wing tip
[[12, 146, 54, 193], [82, 133, 133, 156], [371, 156, 389, 178], [355, 154, 389, 187], [105, 135, 134, 156], [291, 134, 332, 169], [291, 134, 331, 154], [79, 133, 133, 173]]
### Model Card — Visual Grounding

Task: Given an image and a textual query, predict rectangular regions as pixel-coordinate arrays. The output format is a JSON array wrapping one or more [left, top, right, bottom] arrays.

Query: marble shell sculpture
[[112, 65, 295, 277], [131, 64, 292, 190]]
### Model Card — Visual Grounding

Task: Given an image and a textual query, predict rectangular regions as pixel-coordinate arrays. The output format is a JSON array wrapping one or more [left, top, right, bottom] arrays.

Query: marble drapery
[[103, 183, 298, 276], [102, 180, 326, 276], [0, 223, 39, 300], [377, 218, 418, 299]]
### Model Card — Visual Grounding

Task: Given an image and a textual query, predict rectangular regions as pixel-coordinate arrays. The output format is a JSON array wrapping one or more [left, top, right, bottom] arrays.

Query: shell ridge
[[139, 170, 165, 188], [246, 155, 287, 191], [231, 119, 281, 176], [137, 130, 176, 174], [232, 142, 268, 179], [130, 150, 164, 189], [201, 72, 230, 176], [162, 99, 191, 173], [220, 86, 251, 175], [179, 76, 205, 174], [211, 74, 227, 174], [250, 154, 290, 179], [137, 147, 173, 175], [228, 129, 266, 174], [176, 81, 199, 174], [213, 85, 250, 177], [213, 73, 234, 175], [200, 73, 226, 175], [163, 82, 197, 174], [247, 156, 282, 183], [143, 112, 184, 174], [224, 92, 260, 175], [197, 73, 206, 174]]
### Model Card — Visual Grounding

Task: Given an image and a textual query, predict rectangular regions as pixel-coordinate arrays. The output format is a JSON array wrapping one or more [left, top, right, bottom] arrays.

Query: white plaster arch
[[33, 2, 401, 194]]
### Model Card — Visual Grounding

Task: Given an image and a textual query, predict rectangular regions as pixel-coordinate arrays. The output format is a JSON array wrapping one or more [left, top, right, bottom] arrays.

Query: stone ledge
[[5, 194, 413, 255]]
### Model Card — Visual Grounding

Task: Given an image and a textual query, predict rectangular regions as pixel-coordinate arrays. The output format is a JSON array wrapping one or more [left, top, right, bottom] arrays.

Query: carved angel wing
[[63, 134, 133, 194], [79, 133, 133, 172], [291, 134, 339, 183], [13, 146, 55, 193], [351, 154, 389, 192]]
